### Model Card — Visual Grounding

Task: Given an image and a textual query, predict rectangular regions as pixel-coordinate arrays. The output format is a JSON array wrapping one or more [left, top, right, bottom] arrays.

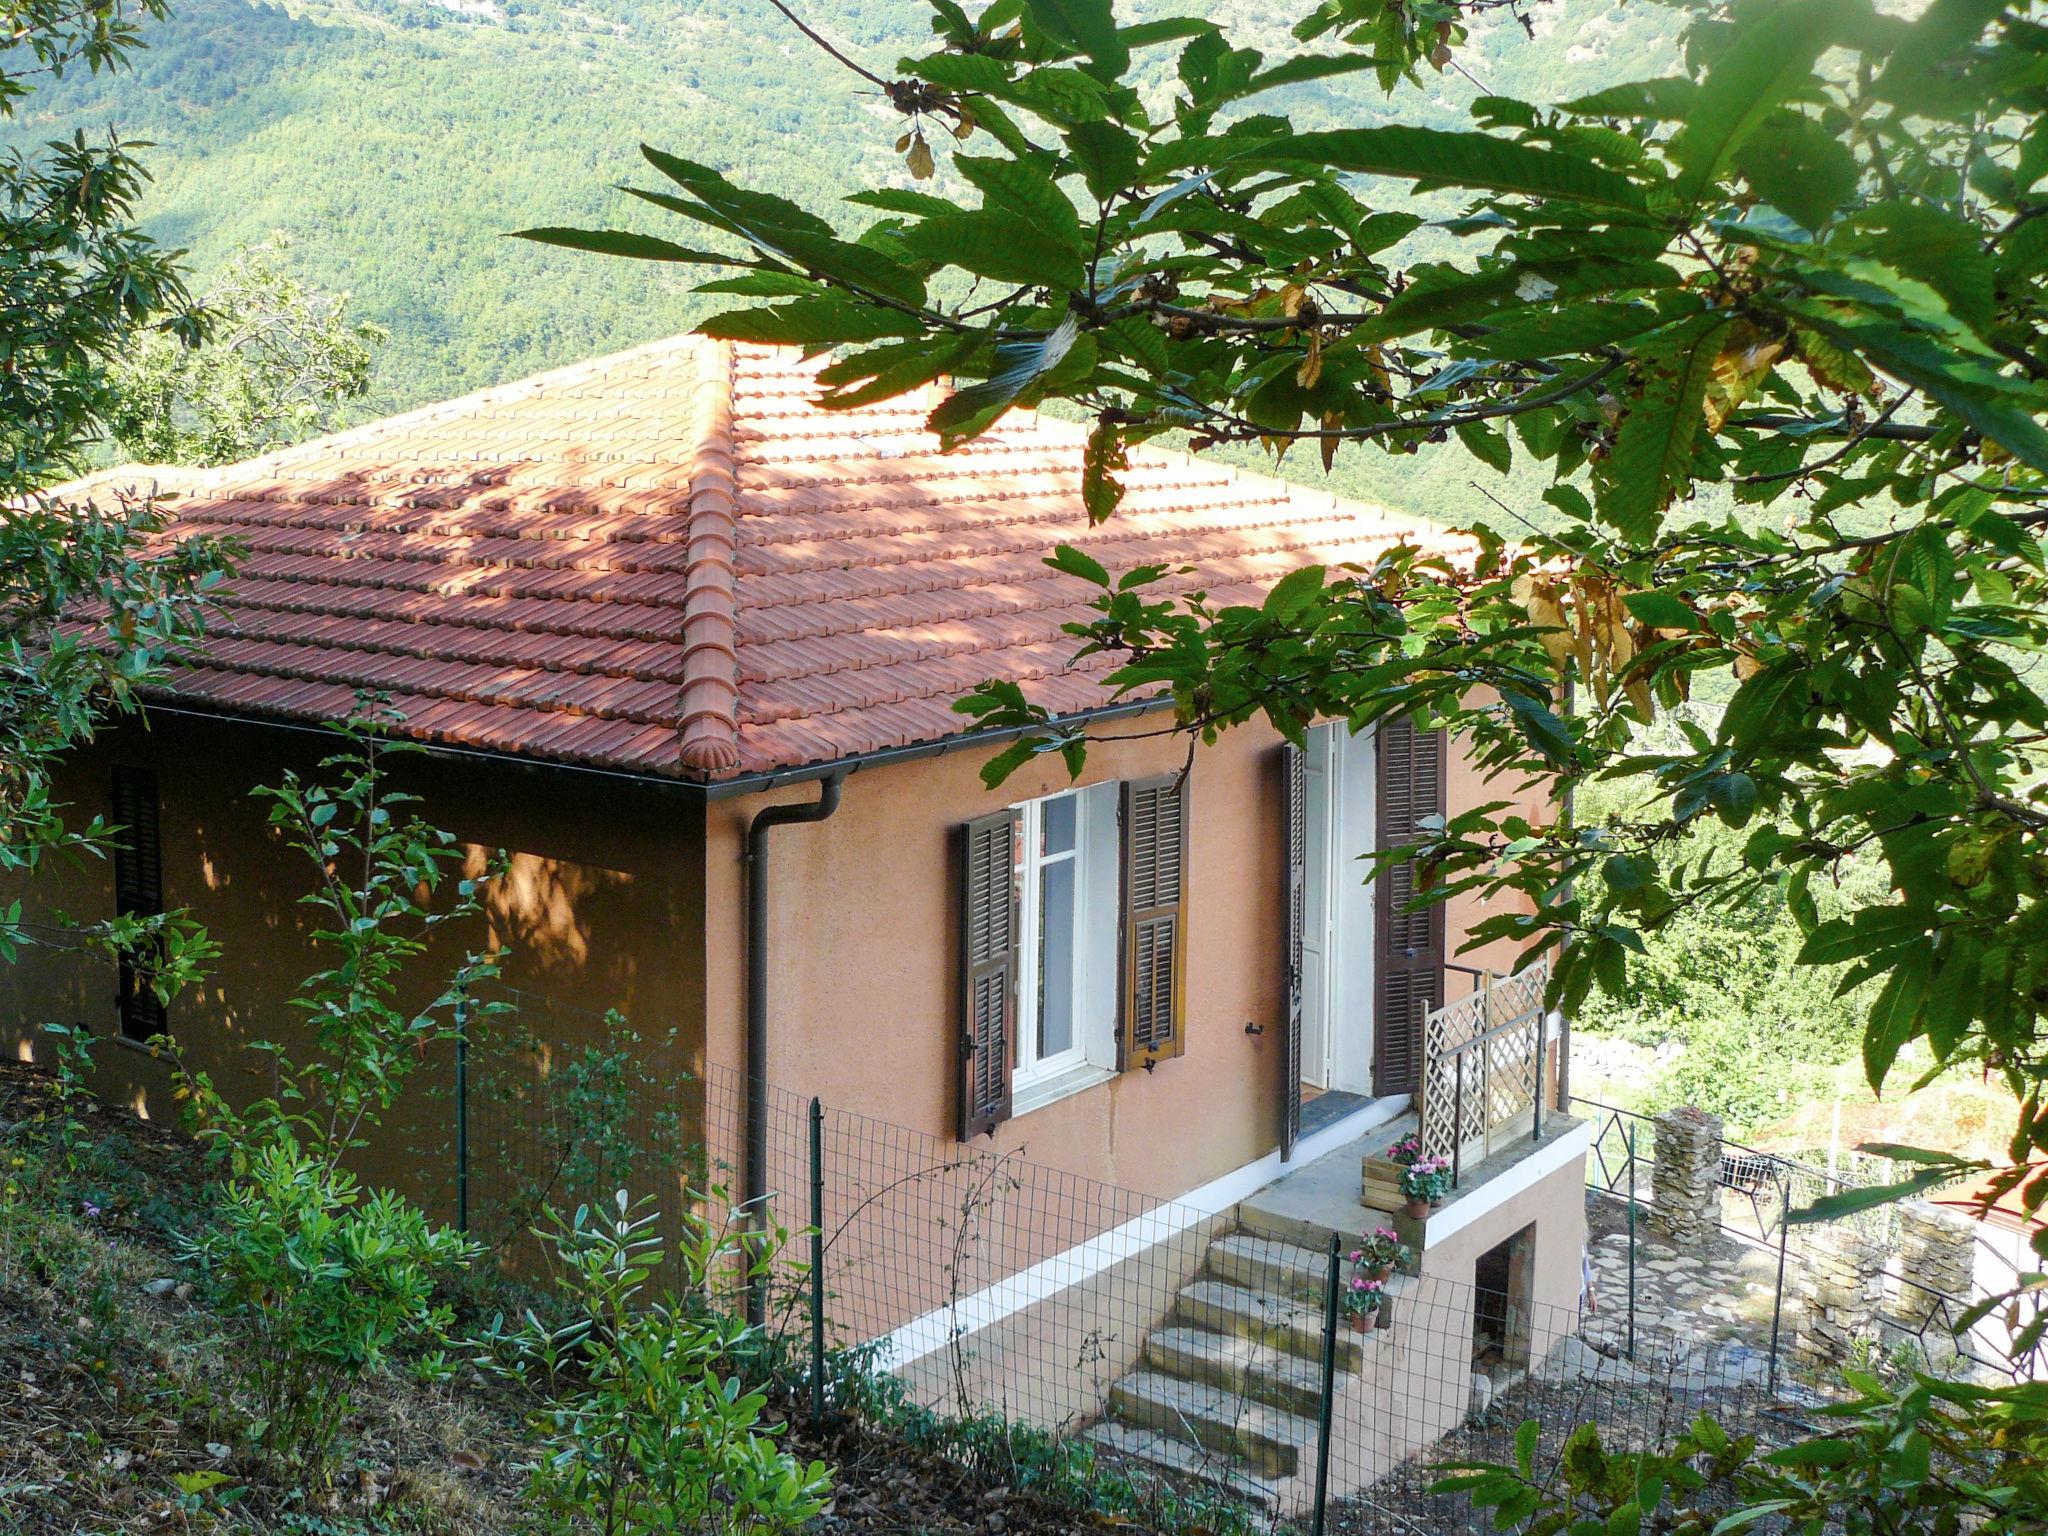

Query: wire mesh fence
[[11, 963, 2028, 1536], [1571, 1095, 2034, 1384], [427, 1019, 2025, 1533]]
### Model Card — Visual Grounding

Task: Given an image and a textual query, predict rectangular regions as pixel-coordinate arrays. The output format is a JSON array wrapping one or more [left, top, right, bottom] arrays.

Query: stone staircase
[[1084, 1229, 1398, 1503]]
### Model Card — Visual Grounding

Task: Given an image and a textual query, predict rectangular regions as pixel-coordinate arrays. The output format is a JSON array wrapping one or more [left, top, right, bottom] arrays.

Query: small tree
[[0, 0, 233, 985], [173, 697, 506, 1171], [108, 231, 387, 467]]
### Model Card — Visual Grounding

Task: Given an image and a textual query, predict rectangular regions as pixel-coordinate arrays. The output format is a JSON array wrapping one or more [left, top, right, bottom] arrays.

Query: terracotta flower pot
[[1347, 1312, 1370, 1334], [1366, 1263, 1394, 1285], [1402, 1196, 1430, 1220]]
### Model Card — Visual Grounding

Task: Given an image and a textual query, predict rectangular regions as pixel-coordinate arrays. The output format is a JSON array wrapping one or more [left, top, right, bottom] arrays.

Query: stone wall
[[1786, 1222, 1884, 1369], [1883, 1200, 1976, 1361], [1649, 1106, 1721, 1247]]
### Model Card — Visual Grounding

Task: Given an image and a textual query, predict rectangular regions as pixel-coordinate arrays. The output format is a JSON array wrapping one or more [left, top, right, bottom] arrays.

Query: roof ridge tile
[[674, 338, 743, 773]]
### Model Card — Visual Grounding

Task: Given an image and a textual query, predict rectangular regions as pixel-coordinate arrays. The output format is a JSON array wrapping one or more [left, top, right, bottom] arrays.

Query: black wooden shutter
[[958, 810, 1018, 1139], [1120, 774, 1188, 1069], [110, 764, 167, 1041], [1282, 744, 1306, 1158], [1373, 716, 1445, 1097]]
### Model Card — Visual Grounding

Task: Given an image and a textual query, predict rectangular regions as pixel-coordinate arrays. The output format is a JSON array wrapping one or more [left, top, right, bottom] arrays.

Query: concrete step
[[1082, 1421, 1282, 1508], [1107, 1369, 1317, 1478], [1175, 1279, 1363, 1371], [1205, 1232, 1330, 1302], [1144, 1324, 1327, 1416]]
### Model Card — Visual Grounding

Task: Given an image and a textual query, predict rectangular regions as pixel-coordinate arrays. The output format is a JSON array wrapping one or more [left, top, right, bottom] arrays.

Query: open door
[[1373, 714, 1446, 1097]]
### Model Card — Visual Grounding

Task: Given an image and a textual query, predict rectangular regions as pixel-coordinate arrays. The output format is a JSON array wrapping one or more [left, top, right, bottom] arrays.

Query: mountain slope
[[13, 0, 1682, 484]]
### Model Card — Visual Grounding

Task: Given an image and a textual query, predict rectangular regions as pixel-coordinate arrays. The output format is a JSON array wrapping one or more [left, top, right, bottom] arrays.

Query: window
[[1010, 785, 1118, 1112], [110, 764, 166, 1041], [955, 776, 1186, 1138]]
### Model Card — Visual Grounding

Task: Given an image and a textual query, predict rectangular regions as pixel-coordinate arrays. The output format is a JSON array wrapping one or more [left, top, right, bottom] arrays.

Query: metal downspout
[[742, 769, 846, 1325]]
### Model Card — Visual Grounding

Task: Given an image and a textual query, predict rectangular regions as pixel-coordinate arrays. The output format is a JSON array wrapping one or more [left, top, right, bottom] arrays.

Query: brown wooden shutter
[[1373, 716, 1445, 1097], [957, 810, 1018, 1139], [110, 764, 166, 1042], [1120, 774, 1188, 1069], [1282, 744, 1306, 1158]]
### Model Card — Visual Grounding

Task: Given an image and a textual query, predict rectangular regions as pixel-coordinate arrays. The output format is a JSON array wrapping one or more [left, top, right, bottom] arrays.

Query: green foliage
[[0, 0, 235, 975], [1573, 750, 1885, 1130], [468, 1005, 690, 1258], [180, 1135, 474, 1489], [1443, 1376, 2048, 1536], [106, 231, 386, 466], [474, 1192, 830, 1536], [172, 699, 506, 1169]]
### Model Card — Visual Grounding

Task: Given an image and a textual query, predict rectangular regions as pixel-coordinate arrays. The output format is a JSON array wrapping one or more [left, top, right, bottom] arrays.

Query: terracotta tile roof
[[60, 339, 1463, 781]]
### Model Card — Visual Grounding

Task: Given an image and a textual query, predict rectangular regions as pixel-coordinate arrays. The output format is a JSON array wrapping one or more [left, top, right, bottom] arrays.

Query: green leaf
[[955, 154, 1084, 247], [1564, 78, 1698, 120], [1081, 420, 1128, 524], [1597, 315, 1735, 541], [699, 300, 913, 346], [1064, 121, 1142, 205], [1672, 0, 1843, 209], [1226, 127, 1649, 212], [1023, 0, 1129, 81], [1455, 419, 1512, 474], [1463, 302, 1681, 362], [901, 212, 1088, 290], [1045, 543, 1111, 587], [1733, 110, 1860, 232], [1789, 1167, 1955, 1225], [928, 314, 1085, 443], [1863, 946, 1931, 1088], [512, 228, 734, 265], [1515, 1419, 1540, 1479], [1264, 564, 1327, 622], [1501, 688, 1575, 765], [1622, 591, 1696, 630]]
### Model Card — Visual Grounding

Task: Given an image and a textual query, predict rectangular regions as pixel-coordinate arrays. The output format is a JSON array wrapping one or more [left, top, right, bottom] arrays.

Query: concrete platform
[[1237, 1110, 1592, 1254]]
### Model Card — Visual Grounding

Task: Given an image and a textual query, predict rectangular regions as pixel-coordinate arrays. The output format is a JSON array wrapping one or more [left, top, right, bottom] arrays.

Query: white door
[[1302, 723, 1378, 1095]]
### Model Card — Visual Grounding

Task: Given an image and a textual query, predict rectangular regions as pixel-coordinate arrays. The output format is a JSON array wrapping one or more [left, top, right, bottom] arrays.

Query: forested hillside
[[16, 0, 1683, 469]]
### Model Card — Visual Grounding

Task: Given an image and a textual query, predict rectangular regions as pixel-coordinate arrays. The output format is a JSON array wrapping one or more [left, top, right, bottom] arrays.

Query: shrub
[[180, 1135, 472, 1489], [475, 1192, 830, 1536]]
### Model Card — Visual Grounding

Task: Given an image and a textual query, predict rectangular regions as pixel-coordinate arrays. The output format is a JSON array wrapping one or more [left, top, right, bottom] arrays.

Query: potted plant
[[1341, 1273, 1387, 1332], [1398, 1153, 1452, 1218], [1386, 1133, 1422, 1167], [1354, 1226, 1411, 1283]]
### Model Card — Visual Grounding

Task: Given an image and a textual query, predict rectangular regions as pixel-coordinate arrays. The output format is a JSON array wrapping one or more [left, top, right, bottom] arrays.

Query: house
[[9, 338, 1593, 1501]]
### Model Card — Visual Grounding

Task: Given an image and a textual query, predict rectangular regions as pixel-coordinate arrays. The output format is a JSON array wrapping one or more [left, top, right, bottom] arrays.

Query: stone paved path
[[1580, 1191, 1783, 1372]]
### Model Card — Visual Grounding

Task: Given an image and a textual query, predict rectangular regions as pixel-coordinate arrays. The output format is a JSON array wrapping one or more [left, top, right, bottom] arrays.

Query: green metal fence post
[[1625, 1120, 1637, 1361], [454, 994, 470, 1234], [809, 1095, 826, 1422], [1312, 1231, 1341, 1536], [1767, 1168, 1790, 1395]]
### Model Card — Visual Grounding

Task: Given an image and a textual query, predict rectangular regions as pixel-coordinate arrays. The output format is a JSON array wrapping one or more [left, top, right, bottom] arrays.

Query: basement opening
[[1473, 1223, 1535, 1376]]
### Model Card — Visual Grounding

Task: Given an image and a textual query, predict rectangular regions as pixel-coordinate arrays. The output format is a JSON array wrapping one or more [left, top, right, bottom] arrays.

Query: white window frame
[[1011, 785, 1118, 1114]]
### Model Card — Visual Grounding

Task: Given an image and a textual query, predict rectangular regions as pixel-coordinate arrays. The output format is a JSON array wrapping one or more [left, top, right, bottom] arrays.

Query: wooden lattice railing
[[1416, 959, 1560, 1184]]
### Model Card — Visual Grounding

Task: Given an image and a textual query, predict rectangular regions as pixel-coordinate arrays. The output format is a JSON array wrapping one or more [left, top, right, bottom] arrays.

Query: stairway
[[1084, 1229, 1397, 1503]]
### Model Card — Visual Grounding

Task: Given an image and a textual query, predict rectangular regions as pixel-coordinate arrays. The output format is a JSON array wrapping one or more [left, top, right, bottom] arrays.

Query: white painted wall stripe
[[873, 1095, 1408, 1370]]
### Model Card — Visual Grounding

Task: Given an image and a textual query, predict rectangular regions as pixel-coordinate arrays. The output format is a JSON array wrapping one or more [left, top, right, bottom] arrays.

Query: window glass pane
[[1038, 857, 1075, 1059], [1040, 794, 1076, 856]]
